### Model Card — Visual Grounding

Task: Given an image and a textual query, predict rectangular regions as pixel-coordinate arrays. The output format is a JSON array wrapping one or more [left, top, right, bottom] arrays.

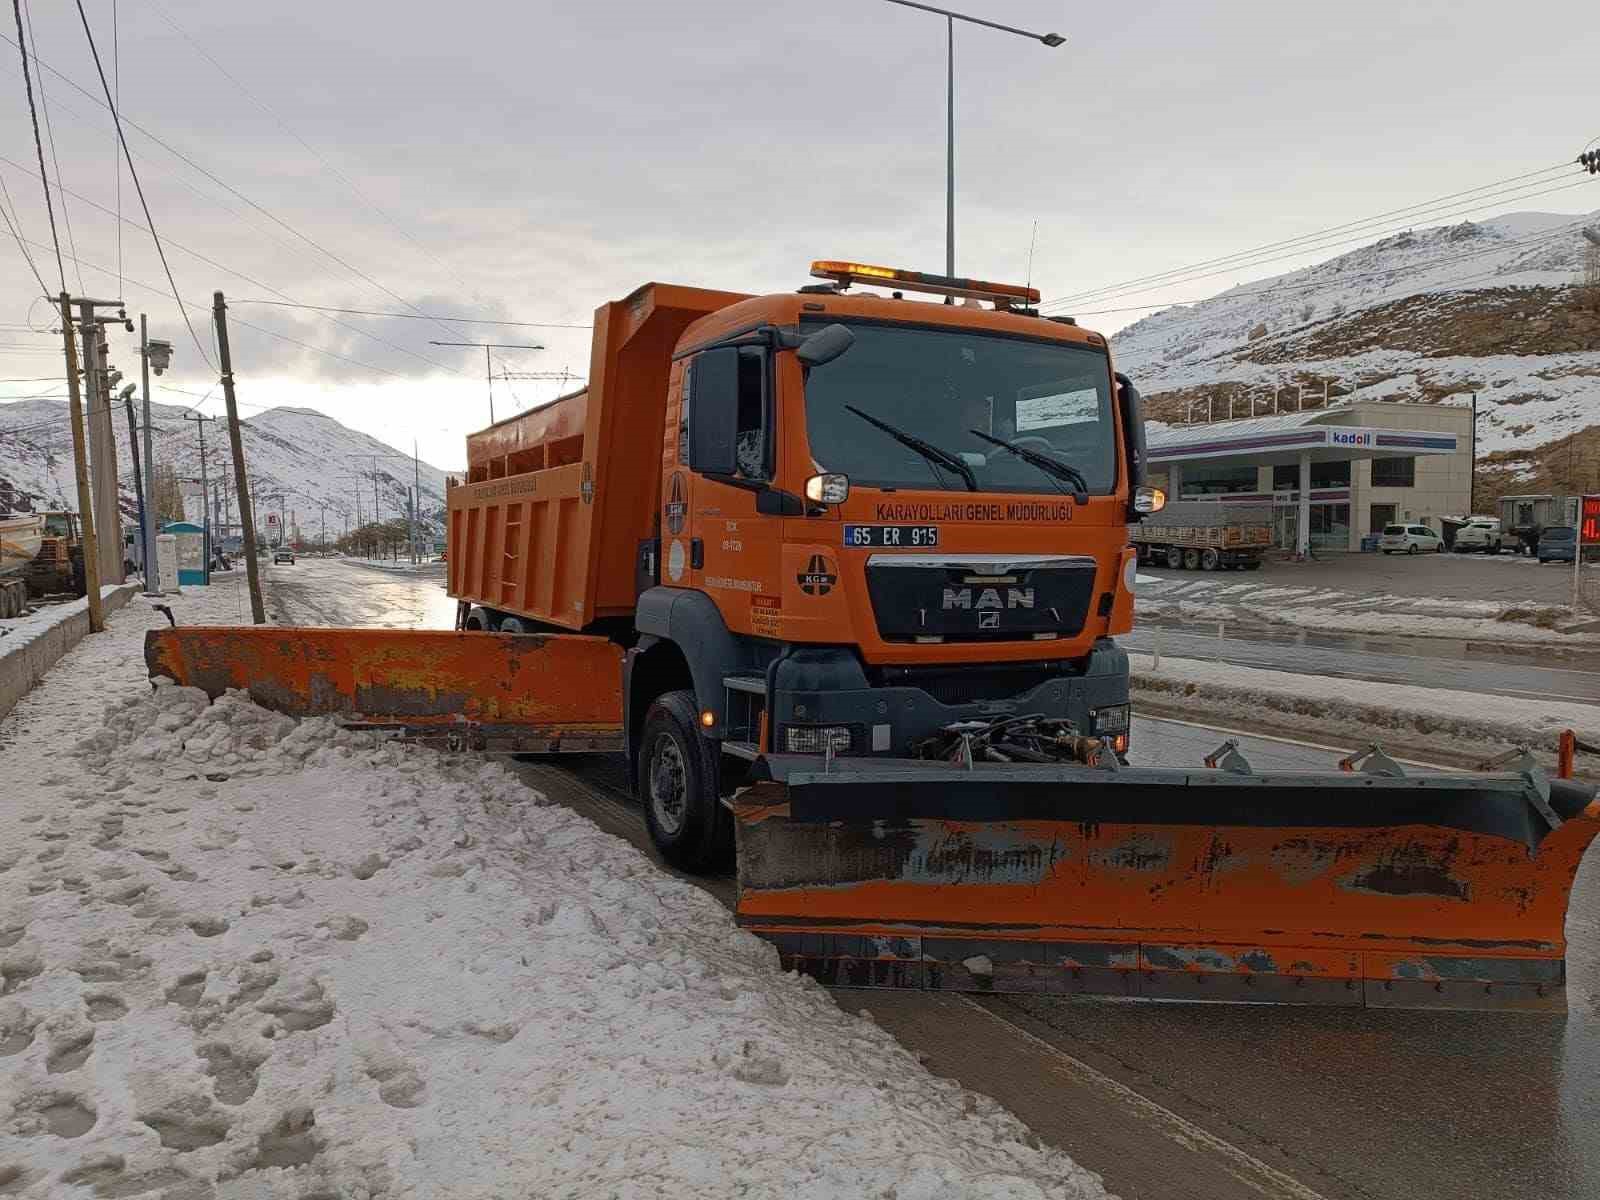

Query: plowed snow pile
[[0, 582, 1110, 1199]]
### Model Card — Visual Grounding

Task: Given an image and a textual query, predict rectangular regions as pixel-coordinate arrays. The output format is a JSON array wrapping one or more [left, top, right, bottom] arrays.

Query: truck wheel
[[1182, 549, 1201, 570], [1200, 548, 1220, 571], [498, 616, 527, 634], [1165, 546, 1182, 569], [463, 607, 490, 631], [640, 690, 732, 873]]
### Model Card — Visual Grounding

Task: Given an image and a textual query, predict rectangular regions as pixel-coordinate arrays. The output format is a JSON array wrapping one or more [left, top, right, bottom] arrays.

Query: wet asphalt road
[[1122, 623, 1600, 704], [266, 556, 1600, 1199]]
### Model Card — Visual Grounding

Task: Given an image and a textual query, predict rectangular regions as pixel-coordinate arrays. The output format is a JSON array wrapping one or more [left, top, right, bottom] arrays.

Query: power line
[[21, 0, 84, 294], [73, 0, 213, 368], [0, 168, 47, 293], [0, 32, 498, 345], [0, 154, 468, 378], [1043, 169, 1595, 314], [147, 0, 480, 310], [229, 299, 593, 329], [1054, 177, 1599, 319], [1041, 161, 1577, 311], [10, 0, 64, 290]]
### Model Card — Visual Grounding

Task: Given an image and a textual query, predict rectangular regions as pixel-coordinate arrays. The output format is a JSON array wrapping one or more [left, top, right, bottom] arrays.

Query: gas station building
[[1144, 400, 1472, 554]]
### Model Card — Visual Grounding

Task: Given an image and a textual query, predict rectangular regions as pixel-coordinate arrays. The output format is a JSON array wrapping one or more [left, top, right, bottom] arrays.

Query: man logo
[[665, 472, 687, 534], [798, 554, 837, 596], [941, 587, 1034, 611]]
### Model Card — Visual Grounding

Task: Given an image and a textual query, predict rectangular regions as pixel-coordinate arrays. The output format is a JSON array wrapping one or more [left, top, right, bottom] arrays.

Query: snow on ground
[[1134, 572, 1598, 643], [1132, 652, 1597, 753], [0, 577, 1109, 1199]]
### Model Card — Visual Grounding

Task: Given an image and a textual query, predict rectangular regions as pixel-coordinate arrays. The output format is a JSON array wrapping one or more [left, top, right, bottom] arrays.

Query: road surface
[[1123, 623, 1600, 705], [263, 556, 1600, 1200]]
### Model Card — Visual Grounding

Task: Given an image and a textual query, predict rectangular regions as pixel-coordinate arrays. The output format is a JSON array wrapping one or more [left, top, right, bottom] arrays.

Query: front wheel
[[639, 690, 732, 872]]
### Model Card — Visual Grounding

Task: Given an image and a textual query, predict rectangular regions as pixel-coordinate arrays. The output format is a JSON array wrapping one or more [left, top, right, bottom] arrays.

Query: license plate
[[843, 524, 939, 548]]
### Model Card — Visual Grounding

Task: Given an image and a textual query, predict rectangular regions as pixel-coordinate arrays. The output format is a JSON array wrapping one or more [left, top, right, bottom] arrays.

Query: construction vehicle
[[146, 259, 1600, 1012], [1, 510, 42, 618], [1130, 499, 1270, 570], [25, 511, 87, 600]]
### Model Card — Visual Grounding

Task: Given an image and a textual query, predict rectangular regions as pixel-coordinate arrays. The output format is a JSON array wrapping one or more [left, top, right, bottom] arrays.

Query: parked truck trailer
[[1130, 499, 1270, 570]]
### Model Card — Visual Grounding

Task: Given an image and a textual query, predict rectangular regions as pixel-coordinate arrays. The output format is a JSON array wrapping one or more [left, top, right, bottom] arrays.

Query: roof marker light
[[810, 260, 1040, 306]]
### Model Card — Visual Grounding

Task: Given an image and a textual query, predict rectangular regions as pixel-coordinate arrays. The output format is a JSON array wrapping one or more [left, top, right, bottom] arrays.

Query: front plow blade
[[732, 757, 1600, 1012], [146, 626, 623, 753]]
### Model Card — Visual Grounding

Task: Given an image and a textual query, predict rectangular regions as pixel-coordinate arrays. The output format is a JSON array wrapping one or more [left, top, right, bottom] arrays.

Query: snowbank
[[0, 579, 1109, 1198], [1131, 652, 1598, 753], [0, 582, 143, 721]]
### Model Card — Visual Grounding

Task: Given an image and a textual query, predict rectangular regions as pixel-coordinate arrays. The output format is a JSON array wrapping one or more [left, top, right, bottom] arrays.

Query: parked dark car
[[1537, 526, 1577, 564]]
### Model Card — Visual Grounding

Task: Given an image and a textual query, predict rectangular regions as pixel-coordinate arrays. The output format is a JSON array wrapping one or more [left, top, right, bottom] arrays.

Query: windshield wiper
[[845, 405, 977, 492], [968, 430, 1089, 504]]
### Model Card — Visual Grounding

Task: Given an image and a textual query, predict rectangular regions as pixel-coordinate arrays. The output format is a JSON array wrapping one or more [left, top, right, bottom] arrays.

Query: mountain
[[0, 399, 451, 542], [1107, 209, 1600, 493]]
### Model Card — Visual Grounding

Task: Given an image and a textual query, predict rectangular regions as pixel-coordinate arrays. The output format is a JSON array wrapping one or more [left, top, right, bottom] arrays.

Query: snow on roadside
[[1, 578, 1110, 1198], [1131, 652, 1598, 753]]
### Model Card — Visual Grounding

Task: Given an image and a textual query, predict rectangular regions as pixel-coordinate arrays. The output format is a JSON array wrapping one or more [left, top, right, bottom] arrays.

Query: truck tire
[[463, 607, 490, 631], [498, 616, 527, 634], [1182, 548, 1201, 570], [1200, 548, 1220, 571], [639, 689, 732, 873], [1165, 546, 1182, 569]]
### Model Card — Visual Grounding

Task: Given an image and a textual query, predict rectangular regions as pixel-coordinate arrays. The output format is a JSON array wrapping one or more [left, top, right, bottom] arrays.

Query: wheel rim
[[647, 733, 688, 836]]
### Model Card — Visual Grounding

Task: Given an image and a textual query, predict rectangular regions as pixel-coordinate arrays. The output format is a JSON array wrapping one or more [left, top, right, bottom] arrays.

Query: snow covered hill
[[1108, 209, 1600, 461], [0, 399, 450, 541]]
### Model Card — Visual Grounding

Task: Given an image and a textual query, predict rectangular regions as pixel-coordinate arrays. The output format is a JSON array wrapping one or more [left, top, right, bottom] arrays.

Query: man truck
[[149, 259, 1598, 1011]]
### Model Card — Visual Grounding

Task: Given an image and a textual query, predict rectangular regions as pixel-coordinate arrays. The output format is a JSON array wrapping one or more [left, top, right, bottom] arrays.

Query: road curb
[[0, 582, 143, 722]]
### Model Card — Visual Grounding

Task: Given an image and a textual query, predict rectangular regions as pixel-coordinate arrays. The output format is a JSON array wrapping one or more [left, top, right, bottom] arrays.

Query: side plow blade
[[145, 626, 624, 753], [732, 756, 1600, 1012]]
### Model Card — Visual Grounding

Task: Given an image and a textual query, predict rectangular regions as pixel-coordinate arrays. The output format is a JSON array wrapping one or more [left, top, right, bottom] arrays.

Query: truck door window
[[734, 347, 770, 482]]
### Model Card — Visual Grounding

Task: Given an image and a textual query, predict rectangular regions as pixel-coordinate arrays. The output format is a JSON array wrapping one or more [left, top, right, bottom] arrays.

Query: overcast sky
[[2, 0, 1595, 469]]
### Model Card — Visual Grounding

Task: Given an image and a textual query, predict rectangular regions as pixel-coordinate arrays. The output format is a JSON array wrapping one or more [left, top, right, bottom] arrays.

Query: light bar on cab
[[810, 260, 1041, 306]]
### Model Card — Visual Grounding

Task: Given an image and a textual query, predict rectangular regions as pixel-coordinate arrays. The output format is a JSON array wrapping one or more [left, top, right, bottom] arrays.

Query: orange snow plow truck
[[147, 260, 1599, 1012]]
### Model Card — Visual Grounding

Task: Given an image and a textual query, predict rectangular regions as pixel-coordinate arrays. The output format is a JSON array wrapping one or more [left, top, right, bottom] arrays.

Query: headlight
[[783, 724, 853, 754], [1090, 704, 1130, 736]]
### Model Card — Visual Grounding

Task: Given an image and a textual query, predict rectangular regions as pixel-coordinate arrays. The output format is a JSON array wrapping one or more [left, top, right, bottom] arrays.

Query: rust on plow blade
[[731, 757, 1600, 1012], [146, 626, 623, 753]]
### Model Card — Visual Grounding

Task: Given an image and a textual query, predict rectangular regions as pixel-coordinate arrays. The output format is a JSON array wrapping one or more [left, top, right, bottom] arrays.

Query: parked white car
[[1380, 523, 1443, 555], [1453, 518, 1502, 554]]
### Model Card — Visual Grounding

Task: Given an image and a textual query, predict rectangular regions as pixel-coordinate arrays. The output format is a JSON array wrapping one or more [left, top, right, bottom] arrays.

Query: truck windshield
[[802, 321, 1117, 495]]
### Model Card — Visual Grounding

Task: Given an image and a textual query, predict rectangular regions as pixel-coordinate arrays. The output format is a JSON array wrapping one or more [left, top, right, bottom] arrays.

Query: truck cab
[[447, 260, 1161, 868]]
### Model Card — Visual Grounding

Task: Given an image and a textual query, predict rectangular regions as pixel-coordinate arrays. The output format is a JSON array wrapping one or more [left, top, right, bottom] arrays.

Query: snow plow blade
[[731, 754, 1600, 1012], [145, 625, 623, 753]]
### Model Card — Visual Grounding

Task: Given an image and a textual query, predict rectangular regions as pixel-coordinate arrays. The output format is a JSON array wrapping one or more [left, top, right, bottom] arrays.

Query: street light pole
[[877, 0, 1064, 277], [427, 342, 545, 424]]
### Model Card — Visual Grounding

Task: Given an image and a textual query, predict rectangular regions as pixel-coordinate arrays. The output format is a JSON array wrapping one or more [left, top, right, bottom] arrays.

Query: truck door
[[674, 344, 783, 638]]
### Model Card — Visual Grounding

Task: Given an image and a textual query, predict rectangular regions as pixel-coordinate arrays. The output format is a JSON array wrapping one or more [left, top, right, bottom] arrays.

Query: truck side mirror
[[1116, 372, 1147, 489], [688, 347, 739, 476], [796, 323, 854, 368]]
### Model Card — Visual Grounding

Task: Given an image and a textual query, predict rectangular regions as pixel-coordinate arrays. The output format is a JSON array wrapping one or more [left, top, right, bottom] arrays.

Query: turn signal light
[[810, 260, 1041, 305], [1133, 486, 1166, 514], [700, 710, 716, 728], [805, 473, 850, 504]]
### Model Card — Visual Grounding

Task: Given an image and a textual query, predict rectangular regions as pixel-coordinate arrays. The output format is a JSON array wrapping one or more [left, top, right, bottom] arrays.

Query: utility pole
[[74, 297, 131, 585], [412, 439, 422, 562], [120, 388, 147, 584], [213, 294, 265, 623], [59, 294, 104, 632], [139, 320, 172, 594], [1470, 391, 1478, 515], [182, 413, 216, 584], [428, 342, 544, 424]]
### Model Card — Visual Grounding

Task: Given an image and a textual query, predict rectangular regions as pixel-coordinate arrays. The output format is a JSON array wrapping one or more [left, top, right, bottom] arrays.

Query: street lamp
[[878, 0, 1065, 277]]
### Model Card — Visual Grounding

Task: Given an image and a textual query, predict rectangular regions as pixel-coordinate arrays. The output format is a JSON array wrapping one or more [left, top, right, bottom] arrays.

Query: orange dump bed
[[447, 282, 746, 630]]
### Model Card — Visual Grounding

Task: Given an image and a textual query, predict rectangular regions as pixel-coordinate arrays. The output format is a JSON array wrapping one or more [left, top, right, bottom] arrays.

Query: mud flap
[[146, 626, 624, 753], [731, 756, 1600, 1012]]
